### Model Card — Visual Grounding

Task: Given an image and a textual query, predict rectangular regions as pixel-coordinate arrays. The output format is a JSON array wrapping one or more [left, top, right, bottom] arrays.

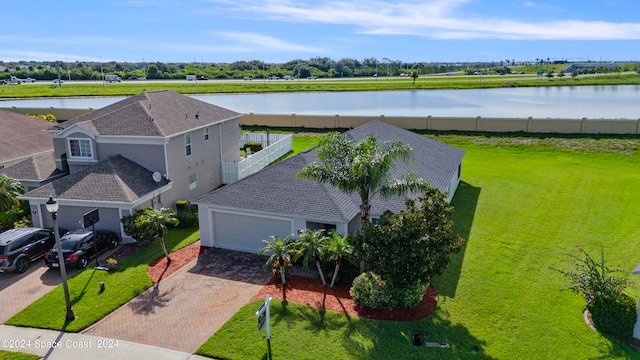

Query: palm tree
[[135, 208, 179, 263], [259, 235, 295, 285], [296, 228, 329, 287], [298, 132, 430, 222], [325, 231, 353, 288], [410, 71, 418, 84], [0, 175, 24, 211]]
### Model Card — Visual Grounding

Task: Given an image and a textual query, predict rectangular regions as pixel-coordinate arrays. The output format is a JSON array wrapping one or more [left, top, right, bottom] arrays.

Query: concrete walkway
[[0, 324, 210, 359]]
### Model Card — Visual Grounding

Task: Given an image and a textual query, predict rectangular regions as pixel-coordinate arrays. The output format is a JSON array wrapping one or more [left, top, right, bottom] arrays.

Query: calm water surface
[[1, 85, 638, 119]]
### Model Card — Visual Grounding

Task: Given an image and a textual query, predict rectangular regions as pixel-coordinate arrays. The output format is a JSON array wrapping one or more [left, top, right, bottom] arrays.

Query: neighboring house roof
[[196, 120, 465, 221], [0, 109, 54, 164], [0, 151, 62, 182], [21, 155, 170, 203], [53, 90, 241, 137]]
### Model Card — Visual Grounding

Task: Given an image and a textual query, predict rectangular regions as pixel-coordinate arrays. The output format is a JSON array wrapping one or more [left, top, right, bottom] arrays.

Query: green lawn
[[0, 350, 40, 360], [197, 136, 640, 359], [5, 227, 199, 332]]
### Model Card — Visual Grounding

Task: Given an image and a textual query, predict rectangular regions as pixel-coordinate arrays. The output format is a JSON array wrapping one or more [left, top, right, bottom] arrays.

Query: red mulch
[[251, 274, 437, 321], [147, 242, 206, 283], [143, 242, 437, 321]]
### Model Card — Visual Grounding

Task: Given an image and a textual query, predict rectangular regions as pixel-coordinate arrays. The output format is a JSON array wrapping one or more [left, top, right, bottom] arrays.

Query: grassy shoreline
[[0, 74, 638, 99]]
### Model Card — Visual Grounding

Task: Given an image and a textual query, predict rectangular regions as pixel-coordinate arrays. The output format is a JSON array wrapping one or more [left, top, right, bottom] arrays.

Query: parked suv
[[0, 228, 55, 273], [45, 229, 119, 269]]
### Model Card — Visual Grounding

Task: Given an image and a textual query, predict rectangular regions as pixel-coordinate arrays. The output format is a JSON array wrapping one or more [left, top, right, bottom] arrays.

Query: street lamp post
[[46, 196, 75, 321]]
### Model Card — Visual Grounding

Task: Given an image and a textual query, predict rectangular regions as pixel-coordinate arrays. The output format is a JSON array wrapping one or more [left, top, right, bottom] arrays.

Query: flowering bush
[[551, 245, 636, 340], [552, 245, 629, 306]]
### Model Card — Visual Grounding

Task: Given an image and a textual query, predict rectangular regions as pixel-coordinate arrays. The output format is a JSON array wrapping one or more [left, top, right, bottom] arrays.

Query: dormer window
[[68, 138, 93, 158]]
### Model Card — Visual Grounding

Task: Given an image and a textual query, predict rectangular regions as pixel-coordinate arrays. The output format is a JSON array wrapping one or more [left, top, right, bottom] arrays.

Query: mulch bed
[[251, 274, 437, 321], [140, 243, 436, 321], [147, 242, 206, 283]]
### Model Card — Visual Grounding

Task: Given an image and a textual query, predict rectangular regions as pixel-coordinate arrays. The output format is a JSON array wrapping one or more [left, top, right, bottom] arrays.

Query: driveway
[[82, 247, 272, 353], [0, 249, 119, 323]]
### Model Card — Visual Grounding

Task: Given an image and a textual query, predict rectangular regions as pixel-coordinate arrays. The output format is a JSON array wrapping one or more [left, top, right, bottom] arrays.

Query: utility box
[[176, 200, 189, 210]]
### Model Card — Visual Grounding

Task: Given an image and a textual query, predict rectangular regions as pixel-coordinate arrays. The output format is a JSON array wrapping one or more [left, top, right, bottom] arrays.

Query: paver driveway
[[82, 247, 272, 353], [0, 251, 116, 323]]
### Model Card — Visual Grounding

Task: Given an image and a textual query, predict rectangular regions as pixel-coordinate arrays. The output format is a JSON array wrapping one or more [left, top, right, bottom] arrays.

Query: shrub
[[551, 245, 629, 307], [551, 245, 635, 341], [243, 142, 263, 153], [350, 272, 427, 309], [121, 209, 157, 246], [589, 294, 636, 340], [176, 204, 198, 228]]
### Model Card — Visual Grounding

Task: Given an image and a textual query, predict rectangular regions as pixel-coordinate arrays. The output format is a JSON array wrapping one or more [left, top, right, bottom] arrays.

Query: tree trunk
[[160, 237, 171, 263], [330, 262, 341, 288], [315, 260, 327, 287], [280, 265, 286, 285]]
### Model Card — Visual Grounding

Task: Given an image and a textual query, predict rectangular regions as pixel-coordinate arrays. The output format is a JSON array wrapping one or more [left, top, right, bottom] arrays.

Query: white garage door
[[212, 211, 293, 253]]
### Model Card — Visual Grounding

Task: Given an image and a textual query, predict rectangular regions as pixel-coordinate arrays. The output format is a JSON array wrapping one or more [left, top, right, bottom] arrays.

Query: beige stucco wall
[[240, 113, 640, 134]]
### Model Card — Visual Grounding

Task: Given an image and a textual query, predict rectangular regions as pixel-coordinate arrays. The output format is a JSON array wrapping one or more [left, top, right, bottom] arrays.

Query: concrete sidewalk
[[0, 325, 211, 359]]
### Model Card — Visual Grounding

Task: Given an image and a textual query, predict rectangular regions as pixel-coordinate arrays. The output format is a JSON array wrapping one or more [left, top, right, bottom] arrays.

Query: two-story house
[[19, 90, 241, 240]]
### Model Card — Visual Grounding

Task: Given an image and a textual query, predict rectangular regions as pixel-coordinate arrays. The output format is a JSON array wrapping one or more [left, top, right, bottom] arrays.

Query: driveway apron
[[82, 247, 272, 353]]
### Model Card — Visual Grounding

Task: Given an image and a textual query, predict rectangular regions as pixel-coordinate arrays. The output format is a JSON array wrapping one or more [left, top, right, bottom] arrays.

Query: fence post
[[292, 112, 296, 127], [426, 115, 432, 130], [475, 116, 481, 131], [636, 118, 640, 135], [334, 113, 339, 128], [580, 117, 587, 133], [527, 117, 532, 133]]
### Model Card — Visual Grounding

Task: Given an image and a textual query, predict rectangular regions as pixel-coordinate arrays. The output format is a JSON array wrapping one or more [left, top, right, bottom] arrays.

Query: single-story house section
[[194, 120, 465, 253]]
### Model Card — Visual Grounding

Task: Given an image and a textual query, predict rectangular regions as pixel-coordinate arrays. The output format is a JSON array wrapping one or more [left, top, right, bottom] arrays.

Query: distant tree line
[[0, 58, 637, 81]]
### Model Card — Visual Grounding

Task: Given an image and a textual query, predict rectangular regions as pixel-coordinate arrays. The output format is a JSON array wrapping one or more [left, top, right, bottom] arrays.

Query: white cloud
[[205, 0, 640, 40], [212, 31, 319, 52]]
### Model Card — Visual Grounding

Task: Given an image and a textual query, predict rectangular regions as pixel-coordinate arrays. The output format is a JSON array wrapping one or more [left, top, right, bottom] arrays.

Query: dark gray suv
[[0, 227, 55, 273]]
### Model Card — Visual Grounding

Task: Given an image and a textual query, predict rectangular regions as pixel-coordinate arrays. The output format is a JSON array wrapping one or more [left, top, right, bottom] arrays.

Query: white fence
[[222, 133, 293, 184]]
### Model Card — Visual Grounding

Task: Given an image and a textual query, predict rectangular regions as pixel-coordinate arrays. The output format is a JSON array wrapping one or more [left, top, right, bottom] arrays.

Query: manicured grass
[[0, 74, 638, 98], [0, 350, 40, 360], [197, 137, 640, 359], [5, 227, 199, 332]]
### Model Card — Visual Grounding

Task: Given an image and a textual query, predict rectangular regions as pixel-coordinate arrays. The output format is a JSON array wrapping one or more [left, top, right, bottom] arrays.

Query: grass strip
[[4, 227, 199, 332], [0, 74, 638, 99]]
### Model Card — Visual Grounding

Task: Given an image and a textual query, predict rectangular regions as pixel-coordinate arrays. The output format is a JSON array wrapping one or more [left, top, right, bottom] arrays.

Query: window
[[184, 133, 192, 156], [371, 217, 381, 226], [204, 127, 209, 141], [69, 139, 92, 158], [189, 173, 196, 190]]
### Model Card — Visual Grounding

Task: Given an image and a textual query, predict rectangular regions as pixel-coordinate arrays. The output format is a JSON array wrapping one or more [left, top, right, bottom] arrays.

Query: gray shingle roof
[[55, 90, 240, 137], [196, 120, 465, 221], [0, 151, 61, 181], [23, 155, 170, 203], [196, 150, 360, 223], [0, 110, 54, 163]]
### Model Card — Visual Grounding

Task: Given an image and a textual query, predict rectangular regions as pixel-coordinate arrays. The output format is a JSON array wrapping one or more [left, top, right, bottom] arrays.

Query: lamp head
[[45, 196, 59, 214]]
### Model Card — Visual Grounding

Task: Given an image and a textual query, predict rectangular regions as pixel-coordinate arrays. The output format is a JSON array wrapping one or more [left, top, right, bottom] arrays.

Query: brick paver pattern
[[82, 248, 272, 353]]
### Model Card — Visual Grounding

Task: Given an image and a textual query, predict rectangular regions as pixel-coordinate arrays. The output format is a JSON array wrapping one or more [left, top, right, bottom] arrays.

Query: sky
[[2, 0, 640, 64]]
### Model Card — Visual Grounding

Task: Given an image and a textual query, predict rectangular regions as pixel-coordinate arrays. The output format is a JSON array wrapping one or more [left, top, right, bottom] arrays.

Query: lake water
[[1, 85, 639, 120]]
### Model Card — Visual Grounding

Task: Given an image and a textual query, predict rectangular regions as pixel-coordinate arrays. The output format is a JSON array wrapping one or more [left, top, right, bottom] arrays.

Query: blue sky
[[2, 0, 639, 64]]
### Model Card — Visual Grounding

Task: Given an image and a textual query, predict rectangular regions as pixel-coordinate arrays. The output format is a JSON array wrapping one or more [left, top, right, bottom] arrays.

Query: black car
[[45, 230, 119, 269], [0, 227, 55, 273]]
